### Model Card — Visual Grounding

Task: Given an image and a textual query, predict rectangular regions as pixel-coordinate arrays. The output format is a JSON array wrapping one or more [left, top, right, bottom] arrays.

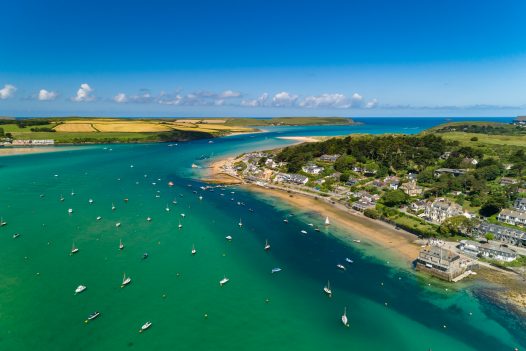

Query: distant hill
[[223, 117, 357, 126]]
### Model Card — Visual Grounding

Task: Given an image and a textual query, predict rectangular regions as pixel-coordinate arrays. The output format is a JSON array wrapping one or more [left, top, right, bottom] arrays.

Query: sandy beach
[[204, 158, 420, 263], [0, 147, 69, 157], [276, 136, 320, 143]]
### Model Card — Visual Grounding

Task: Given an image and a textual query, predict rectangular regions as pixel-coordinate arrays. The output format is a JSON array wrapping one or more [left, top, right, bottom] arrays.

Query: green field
[[438, 132, 526, 147], [223, 117, 356, 126]]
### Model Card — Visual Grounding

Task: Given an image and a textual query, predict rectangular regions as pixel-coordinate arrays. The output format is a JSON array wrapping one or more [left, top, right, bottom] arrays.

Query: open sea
[[0, 117, 523, 350]]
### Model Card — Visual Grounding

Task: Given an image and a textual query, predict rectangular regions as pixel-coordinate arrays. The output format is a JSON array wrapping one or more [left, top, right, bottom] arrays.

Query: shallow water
[[0, 120, 523, 350]]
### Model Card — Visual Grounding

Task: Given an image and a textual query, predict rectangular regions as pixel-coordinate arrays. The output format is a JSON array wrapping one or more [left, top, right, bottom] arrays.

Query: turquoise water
[[0, 120, 523, 350]]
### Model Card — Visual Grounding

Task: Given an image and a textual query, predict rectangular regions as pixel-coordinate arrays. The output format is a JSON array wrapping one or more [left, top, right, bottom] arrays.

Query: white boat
[[264, 240, 270, 251], [342, 307, 349, 327], [60, 195, 64, 202], [116, 222, 121, 228], [147, 217, 152, 222], [345, 258, 354, 263], [121, 272, 131, 287], [337, 264, 346, 271], [300, 230, 307, 234], [165, 205, 170, 212], [71, 242, 79, 255], [112, 203, 116, 211], [180, 213, 186, 218], [139, 321, 152, 332], [68, 208, 73, 214], [323, 280, 332, 297], [96, 216, 102, 221], [119, 239, 124, 250], [191, 163, 199, 169], [0, 217, 6, 227], [325, 216, 330, 226], [283, 219, 288, 223], [191, 244, 196, 255], [219, 276, 229, 286], [172, 199, 177, 204], [225, 235, 232, 241], [88, 199, 94, 204], [75, 285, 87, 294], [308, 223, 314, 227], [199, 196, 203, 200], [352, 239, 361, 243], [71, 190, 75, 196], [12, 233, 20, 239], [178, 220, 183, 229], [238, 219, 243, 227], [271, 267, 282, 274], [86, 311, 100, 322]]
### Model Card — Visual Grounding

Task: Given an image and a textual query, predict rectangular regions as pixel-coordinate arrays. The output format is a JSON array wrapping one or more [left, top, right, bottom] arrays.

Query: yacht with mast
[[324, 280, 332, 297], [121, 273, 131, 287]]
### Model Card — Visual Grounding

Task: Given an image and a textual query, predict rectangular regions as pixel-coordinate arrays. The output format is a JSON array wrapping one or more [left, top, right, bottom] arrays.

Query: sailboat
[[165, 204, 170, 212], [75, 285, 87, 294], [341, 307, 349, 327], [121, 272, 131, 287], [324, 280, 332, 297], [112, 203, 116, 211], [238, 218, 243, 227], [71, 242, 79, 255], [0, 217, 6, 227], [88, 199, 94, 204], [325, 216, 330, 226], [225, 235, 232, 241], [219, 275, 229, 286], [191, 244, 196, 255], [71, 190, 75, 196], [119, 239, 124, 250], [178, 220, 183, 229], [60, 194, 65, 202], [264, 239, 271, 251]]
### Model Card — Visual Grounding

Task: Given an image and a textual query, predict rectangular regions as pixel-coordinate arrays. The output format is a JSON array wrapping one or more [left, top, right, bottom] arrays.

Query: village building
[[11, 139, 55, 146], [474, 222, 526, 247], [351, 199, 376, 212], [415, 245, 472, 282], [319, 154, 340, 162], [423, 198, 464, 224], [434, 168, 467, 177], [302, 164, 324, 175], [500, 177, 518, 186], [274, 173, 309, 185], [514, 198, 526, 211], [497, 208, 526, 226], [400, 181, 423, 197], [459, 240, 517, 262]]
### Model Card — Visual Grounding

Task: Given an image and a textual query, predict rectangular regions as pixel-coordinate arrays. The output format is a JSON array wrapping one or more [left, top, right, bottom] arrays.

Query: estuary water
[[0, 117, 523, 350]]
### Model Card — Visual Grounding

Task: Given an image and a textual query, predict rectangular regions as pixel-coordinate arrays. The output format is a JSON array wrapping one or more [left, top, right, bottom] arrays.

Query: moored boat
[[264, 239, 270, 251], [86, 311, 100, 322], [71, 242, 79, 255], [271, 267, 282, 274], [139, 321, 152, 332], [75, 285, 87, 294], [121, 272, 131, 287], [324, 280, 332, 297], [219, 276, 229, 286], [342, 307, 349, 327]]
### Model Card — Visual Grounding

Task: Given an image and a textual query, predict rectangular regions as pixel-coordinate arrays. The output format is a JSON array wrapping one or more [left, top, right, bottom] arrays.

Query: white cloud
[[350, 93, 363, 107], [219, 90, 241, 98], [0, 84, 16, 100], [38, 89, 58, 101], [271, 91, 298, 107], [241, 93, 269, 107], [365, 98, 378, 109], [300, 93, 351, 108], [113, 93, 128, 103], [72, 83, 95, 102]]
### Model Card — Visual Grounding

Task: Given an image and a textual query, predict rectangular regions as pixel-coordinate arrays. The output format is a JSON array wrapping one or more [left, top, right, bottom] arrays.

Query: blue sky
[[1, 0, 525, 117]]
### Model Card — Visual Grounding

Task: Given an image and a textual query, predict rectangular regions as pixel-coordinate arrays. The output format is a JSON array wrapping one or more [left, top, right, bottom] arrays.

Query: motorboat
[[271, 267, 282, 274], [219, 276, 229, 286], [139, 321, 152, 332], [337, 264, 346, 271], [75, 285, 87, 294]]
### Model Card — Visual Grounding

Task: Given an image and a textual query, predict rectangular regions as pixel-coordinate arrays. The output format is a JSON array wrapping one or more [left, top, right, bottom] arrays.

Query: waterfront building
[[400, 181, 423, 197], [497, 208, 526, 227], [415, 245, 471, 281], [459, 240, 517, 262], [423, 198, 464, 224], [513, 198, 526, 211]]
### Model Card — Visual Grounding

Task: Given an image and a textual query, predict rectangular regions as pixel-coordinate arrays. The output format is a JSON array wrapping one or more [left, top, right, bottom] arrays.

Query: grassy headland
[[0, 117, 357, 144]]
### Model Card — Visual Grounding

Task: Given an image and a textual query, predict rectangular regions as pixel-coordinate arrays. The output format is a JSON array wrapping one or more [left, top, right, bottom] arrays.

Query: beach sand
[[277, 136, 320, 143], [244, 183, 420, 262], [203, 157, 420, 263], [0, 147, 67, 157]]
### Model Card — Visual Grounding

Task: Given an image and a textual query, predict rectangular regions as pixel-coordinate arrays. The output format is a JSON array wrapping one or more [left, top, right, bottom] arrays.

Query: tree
[[0, 127, 4, 136], [485, 233, 494, 243], [470, 136, 478, 141], [381, 190, 408, 207], [438, 215, 474, 237], [479, 194, 508, 217], [364, 208, 380, 219]]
